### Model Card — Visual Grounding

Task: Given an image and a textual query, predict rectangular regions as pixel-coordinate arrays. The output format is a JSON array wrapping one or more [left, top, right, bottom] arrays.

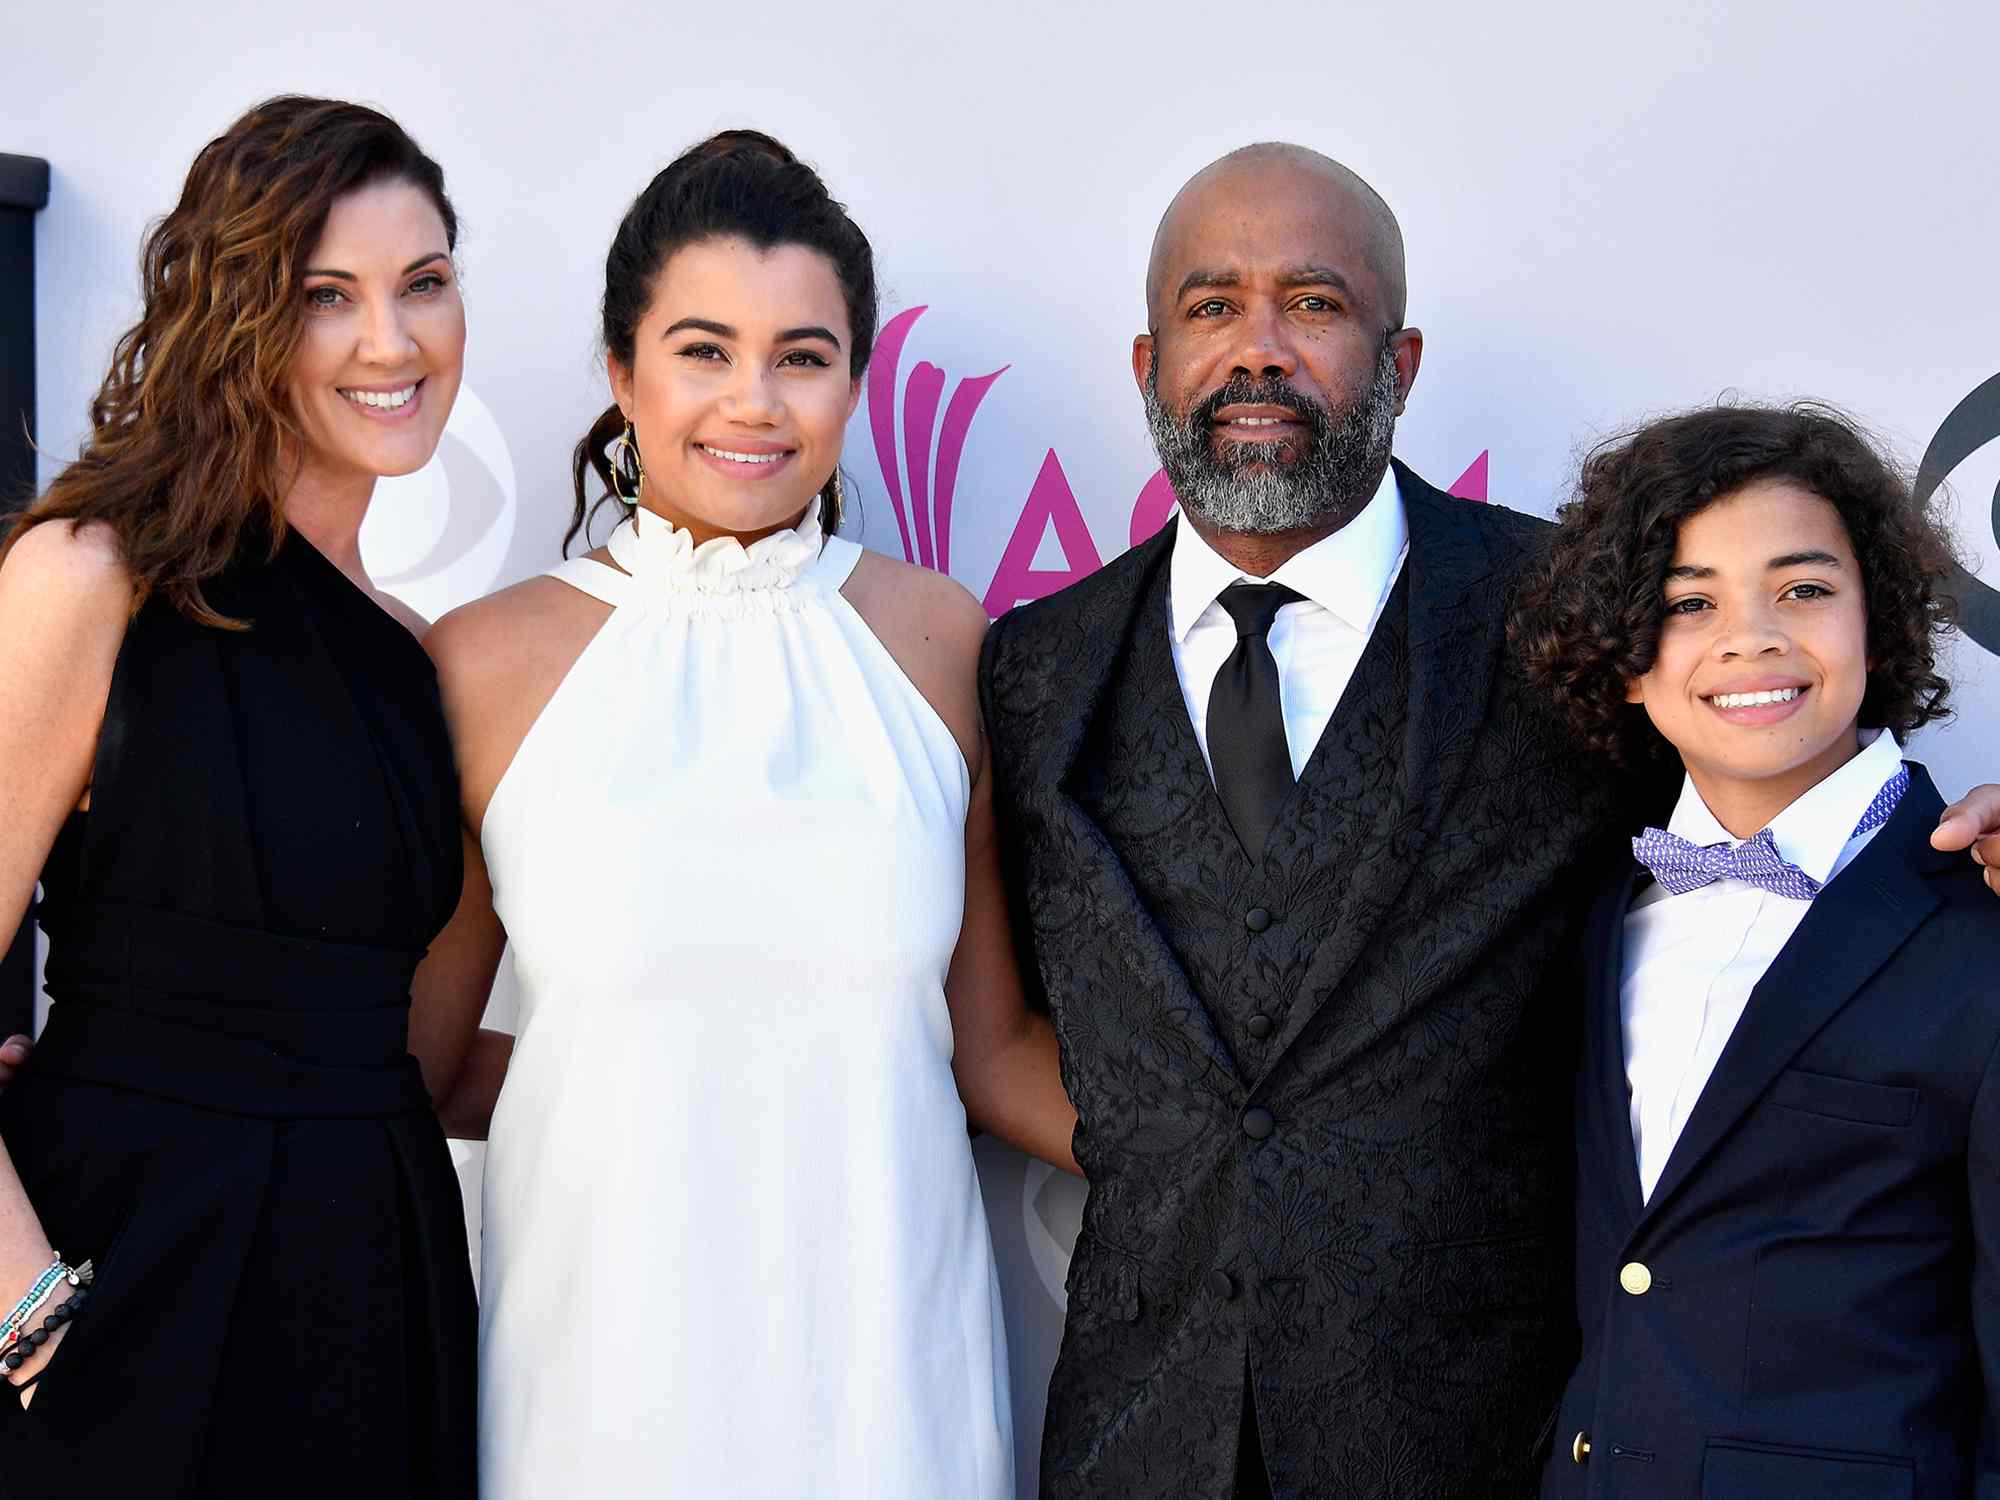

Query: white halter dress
[[475, 507, 1012, 1499]]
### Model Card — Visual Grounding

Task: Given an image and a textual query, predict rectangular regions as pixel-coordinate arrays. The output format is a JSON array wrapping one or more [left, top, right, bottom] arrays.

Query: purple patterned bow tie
[[1632, 764, 1910, 901]]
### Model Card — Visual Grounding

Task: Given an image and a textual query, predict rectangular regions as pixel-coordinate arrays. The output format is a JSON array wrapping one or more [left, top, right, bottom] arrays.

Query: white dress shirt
[[1620, 730, 1905, 1201], [1167, 465, 1409, 780]]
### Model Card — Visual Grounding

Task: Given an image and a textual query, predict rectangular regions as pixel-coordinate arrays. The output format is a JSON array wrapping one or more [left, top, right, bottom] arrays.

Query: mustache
[[1188, 374, 1331, 436]]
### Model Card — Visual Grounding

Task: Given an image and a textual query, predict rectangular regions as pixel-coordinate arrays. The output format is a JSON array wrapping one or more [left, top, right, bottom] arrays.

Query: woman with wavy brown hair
[[0, 96, 475, 1495]]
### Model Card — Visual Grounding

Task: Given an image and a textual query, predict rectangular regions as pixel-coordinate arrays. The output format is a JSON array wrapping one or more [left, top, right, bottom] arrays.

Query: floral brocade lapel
[[1251, 464, 1506, 1074], [1042, 525, 1250, 1099], [1044, 464, 1506, 1093]]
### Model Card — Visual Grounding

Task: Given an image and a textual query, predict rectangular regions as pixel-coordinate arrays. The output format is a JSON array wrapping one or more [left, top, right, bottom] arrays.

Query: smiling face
[[608, 236, 859, 545], [1625, 478, 1872, 832], [1134, 148, 1421, 541], [288, 178, 463, 498]]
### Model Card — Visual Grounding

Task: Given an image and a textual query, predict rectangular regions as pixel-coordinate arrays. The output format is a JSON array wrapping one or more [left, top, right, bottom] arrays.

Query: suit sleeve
[[1968, 1023, 2000, 1490], [977, 613, 1052, 1018]]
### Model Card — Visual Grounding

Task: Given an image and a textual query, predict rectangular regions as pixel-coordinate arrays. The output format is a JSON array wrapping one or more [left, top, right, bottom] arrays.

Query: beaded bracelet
[[1, 1287, 87, 1376], [0, 1282, 58, 1352], [0, 1258, 66, 1343], [0, 1259, 92, 1357]]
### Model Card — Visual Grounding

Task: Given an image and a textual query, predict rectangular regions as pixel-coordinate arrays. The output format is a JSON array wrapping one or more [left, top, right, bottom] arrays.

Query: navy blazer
[[1542, 762, 2000, 1499]]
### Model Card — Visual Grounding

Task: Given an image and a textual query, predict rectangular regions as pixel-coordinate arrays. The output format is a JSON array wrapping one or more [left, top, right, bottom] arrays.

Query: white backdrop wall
[[8, 4, 1999, 1491]]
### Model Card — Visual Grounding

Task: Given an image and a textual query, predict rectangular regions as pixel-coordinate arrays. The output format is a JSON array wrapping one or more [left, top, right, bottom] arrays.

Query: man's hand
[[1933, 784, 2000, 897]]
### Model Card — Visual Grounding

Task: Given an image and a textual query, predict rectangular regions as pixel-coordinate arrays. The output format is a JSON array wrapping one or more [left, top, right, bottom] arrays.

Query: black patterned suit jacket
[[980, 462, 1651, 1499]]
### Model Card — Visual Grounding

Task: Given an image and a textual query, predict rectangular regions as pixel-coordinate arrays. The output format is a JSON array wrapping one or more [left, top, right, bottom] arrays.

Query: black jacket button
[[1246, 1013, 1274, 1040], [1244, 906, 1272, 933], [1242, 1106, 1274, 1140], [1204, 1269, 1236, 1300]]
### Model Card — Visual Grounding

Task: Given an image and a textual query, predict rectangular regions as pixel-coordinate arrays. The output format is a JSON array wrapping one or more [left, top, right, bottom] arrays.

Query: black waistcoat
[[1072, 563, 1411, 1071]]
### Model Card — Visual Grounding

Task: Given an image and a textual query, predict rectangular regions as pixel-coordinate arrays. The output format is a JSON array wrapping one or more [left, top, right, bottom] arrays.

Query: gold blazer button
[[1619, 1261, 1653, 1295]]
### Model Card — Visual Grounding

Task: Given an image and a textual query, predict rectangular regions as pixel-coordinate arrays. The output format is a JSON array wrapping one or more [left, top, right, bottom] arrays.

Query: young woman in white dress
[[411, 131, 1079, 1499]]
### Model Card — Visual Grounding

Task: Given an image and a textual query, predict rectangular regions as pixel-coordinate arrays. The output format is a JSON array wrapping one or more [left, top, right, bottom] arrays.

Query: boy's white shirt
[[1621, 729, 1905, 1202]]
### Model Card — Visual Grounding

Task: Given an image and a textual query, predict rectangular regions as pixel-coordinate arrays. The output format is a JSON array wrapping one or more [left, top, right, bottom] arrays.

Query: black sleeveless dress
[[0, 531, 477, 1497]]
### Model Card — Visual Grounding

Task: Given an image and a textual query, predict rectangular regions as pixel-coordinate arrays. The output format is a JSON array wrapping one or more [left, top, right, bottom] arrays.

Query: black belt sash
[[34, 902, 430, 1121]]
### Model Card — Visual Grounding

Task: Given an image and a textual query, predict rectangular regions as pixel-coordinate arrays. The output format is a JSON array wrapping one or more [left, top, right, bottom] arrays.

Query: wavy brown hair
[[1511, 401, 1959, 767], [4, 96, 457, 626]]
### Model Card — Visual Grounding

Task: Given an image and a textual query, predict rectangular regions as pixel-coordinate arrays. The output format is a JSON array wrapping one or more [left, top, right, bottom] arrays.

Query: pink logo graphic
[[867, 307, 1009, 579], [866, 306, 1491, 617], [1447, 450, 1490, 502], [983, 451, 1106, 615], [867, 306, 1107, 615]]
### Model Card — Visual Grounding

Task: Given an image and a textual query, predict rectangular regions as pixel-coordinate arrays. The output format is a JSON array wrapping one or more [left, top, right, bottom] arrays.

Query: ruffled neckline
[[603, 505, 825, 596]]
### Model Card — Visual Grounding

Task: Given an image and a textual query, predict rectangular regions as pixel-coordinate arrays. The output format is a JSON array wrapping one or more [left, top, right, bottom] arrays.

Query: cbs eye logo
[[1916, 372, 2000, 658], [360, 385, 518, 624]]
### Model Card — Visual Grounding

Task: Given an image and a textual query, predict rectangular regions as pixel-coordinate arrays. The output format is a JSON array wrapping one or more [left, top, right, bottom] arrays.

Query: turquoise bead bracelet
[[0, 1257, 92, 1353]]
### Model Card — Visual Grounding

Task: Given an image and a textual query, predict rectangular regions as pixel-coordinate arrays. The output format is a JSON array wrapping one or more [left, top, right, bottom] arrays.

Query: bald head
[[1132, 141, 1423, 558], [1145, 143, 1407, 332]]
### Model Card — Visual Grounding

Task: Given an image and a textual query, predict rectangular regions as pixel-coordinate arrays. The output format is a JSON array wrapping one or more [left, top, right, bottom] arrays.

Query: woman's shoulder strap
[[542, 554, 632, 606], [814, 534, 864, 590]]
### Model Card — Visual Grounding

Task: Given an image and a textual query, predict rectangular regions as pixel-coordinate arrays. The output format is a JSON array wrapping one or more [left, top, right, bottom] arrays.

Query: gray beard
[[1142, 342, 1400, 536]]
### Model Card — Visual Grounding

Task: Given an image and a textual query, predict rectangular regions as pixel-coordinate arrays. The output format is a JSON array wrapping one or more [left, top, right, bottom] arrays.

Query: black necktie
[[1207, 581, 1305, 858]]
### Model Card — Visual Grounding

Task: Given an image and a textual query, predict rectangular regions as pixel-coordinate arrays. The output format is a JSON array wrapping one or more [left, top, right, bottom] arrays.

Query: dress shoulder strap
[[543, 555, 632, 607], [814, 536, 864, 591]]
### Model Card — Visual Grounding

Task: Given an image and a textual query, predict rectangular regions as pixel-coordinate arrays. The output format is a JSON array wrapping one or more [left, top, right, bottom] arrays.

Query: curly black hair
[[1511, 401, 1960, 767]]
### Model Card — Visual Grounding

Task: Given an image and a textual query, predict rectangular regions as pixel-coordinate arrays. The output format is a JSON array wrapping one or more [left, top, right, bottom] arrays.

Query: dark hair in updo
[[566, 129, 878, 552], [1510, 401, 1959, 767]]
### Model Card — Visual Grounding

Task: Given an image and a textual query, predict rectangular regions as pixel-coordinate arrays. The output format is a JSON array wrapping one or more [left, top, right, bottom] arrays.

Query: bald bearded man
[[978, 145, 2000, 1499]]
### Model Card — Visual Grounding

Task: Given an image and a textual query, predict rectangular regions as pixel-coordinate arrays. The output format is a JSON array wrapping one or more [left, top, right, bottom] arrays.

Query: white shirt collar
[[1168, 463, 1408, 642], [1663, 729, 1904, 886]]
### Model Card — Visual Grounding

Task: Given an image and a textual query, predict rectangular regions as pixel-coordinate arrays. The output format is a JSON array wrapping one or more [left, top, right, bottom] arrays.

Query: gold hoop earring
[[610, 423, 644, 503]]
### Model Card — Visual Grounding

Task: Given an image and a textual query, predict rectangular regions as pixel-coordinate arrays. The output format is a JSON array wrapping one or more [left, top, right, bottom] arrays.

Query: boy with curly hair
[[1513, 402, 2000, 1496]]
